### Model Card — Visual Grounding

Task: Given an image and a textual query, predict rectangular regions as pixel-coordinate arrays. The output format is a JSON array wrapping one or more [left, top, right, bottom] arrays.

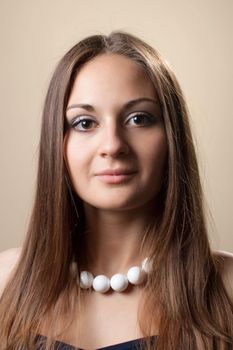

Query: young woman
[[0, 31, 232, 350]]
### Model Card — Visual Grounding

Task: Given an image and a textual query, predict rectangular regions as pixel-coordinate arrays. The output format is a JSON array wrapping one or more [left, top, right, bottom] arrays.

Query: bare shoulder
[[0, 247, 22, 297], [212, 249, 233, 301]]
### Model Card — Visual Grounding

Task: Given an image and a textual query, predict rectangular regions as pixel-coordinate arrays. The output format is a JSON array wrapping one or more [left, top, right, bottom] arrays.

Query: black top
[[36, 334, 157, 350]]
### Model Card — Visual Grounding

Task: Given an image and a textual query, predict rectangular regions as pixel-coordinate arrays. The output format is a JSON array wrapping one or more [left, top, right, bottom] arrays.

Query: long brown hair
[[0, 31, 232, 350]]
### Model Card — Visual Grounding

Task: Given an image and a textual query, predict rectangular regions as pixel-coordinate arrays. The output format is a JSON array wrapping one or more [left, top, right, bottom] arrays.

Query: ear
[[63, 133, 76, 194], [63, 133, 72, 188], [63, 132, 69, 170]]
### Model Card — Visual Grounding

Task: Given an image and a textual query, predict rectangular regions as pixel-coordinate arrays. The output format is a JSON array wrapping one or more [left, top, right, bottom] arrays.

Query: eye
[[68, 112, 157, 132], [70, 117, 96, 131], [126, 112, 156, 126]]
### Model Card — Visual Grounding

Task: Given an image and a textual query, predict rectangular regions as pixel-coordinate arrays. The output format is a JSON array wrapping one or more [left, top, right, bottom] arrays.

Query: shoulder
[[212, 249, 233, 301], [0, 247, 22, 297]]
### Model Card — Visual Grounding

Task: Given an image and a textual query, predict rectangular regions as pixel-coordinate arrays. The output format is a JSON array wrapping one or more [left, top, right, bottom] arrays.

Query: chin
[[85, 198, 144, 211]]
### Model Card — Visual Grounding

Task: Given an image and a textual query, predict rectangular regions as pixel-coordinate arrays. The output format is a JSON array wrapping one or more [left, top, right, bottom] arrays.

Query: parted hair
[[0, 31, 232, 350]]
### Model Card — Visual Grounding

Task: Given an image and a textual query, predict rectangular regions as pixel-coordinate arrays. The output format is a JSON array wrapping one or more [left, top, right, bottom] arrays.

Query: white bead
[[110, 273, 129, 292], [69, 261, 78, 278], [77, 256, 150, 293], [127, 266, 146, 285], [80, 271, 94, 289], [141, 257, 152, 273], [93, 275, 110, 293]]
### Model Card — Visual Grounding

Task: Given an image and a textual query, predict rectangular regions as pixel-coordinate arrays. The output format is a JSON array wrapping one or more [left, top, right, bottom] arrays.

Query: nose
[[97, 121, 130, 158]]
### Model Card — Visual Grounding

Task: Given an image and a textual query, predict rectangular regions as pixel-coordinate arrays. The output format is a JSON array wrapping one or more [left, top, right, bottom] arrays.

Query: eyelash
[[68, 112, 157, 132]]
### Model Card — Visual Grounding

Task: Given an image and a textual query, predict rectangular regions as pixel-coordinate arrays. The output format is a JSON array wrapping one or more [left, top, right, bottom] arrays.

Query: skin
[[64, 53, 168, 276]]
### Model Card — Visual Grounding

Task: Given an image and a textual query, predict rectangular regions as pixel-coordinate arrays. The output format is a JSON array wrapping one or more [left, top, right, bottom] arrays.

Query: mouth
[[95, 173, 137, 184]]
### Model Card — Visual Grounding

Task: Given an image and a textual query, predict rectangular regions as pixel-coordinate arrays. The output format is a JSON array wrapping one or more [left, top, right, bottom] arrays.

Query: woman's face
[[64, 53, 168, 211]]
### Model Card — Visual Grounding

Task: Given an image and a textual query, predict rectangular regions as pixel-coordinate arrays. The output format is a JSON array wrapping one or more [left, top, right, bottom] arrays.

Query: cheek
[[142, 132, 168, 173], [142, 133, 168, 197], [64, 135, 89, 180]]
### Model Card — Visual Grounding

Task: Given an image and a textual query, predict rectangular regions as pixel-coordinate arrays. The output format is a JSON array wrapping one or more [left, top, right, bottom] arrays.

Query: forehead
[[68, 53, 158, 105]]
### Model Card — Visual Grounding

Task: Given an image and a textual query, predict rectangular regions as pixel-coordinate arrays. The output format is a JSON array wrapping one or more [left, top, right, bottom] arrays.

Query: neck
[[80, 201, 157, 276]]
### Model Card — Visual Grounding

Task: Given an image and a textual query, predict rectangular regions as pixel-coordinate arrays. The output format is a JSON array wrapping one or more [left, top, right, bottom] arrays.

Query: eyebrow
[[66, 97, 159, 112]]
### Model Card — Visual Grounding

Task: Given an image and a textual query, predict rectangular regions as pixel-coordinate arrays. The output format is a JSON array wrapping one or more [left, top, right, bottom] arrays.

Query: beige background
[[0, 0, 232, 253]]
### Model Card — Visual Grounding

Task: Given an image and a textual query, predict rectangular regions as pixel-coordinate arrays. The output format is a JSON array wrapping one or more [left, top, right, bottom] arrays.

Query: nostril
[[98, 140, 130, 158]]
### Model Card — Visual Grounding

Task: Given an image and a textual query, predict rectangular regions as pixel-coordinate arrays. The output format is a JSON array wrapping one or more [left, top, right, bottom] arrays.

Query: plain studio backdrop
[[0, 0, 232, 252]]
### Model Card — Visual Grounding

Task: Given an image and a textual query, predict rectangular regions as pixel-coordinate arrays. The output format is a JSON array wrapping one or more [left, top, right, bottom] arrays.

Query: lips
[[95, 169, 137, 184], [95, 169, 136, 176]]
